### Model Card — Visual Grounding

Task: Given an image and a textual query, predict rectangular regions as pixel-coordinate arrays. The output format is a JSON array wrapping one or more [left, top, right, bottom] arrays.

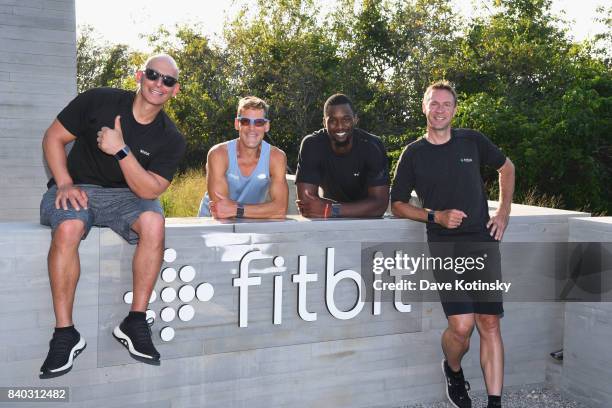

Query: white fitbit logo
[[123, 247, 413, 342], [123, 248, 214, 342]]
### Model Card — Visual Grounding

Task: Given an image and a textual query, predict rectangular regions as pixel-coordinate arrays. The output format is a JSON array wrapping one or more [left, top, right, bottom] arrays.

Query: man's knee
[[52, 220, 86, 246], [448, 315, 475, 342], [475, 314, 501, 336], [133, 211, 165, 243]]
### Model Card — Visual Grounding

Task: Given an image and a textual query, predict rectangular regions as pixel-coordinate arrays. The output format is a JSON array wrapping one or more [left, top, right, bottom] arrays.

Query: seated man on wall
[[39, 54, 185, 378], [295, 93, 390, 218], [198, 96, 288, 219]]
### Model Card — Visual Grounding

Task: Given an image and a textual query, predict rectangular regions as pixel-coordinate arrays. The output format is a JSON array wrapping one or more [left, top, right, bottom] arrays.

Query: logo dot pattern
[[124, 247, 214, 342]]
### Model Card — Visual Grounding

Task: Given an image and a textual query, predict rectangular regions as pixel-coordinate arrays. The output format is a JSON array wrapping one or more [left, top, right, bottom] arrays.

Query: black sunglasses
[[237, 117, 270, 127], [144, 68, 178, 87]]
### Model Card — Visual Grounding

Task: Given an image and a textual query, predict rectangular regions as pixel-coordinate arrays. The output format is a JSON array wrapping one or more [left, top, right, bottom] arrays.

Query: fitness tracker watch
[[114, 145, 130, 160], [331, 203, 341, 218], [236, 204, 245, 218], [427, 210, 436, 224]]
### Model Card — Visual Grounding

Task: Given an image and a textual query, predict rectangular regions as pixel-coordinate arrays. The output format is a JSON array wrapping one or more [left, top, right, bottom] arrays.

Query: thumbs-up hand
[[96, 115, 126, 156]]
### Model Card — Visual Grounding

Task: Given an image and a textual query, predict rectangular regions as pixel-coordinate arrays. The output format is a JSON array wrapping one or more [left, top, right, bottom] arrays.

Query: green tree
[[76, 25, 139, 93], [452, 0, 612, 213]]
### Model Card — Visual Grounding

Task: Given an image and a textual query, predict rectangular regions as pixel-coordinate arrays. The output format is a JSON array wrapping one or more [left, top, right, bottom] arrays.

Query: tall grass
[[160, 168, 206, 217]]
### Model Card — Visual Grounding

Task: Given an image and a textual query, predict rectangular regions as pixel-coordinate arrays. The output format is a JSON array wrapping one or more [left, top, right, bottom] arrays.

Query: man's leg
[[48, 220, 85, 327], [475, 313, 504, 396], [130, 211, 165, 310], [112, 210, 164, 365], [441, 313, 475, 408], [40, 219, 88, 379], [443, 313, 475, 370]]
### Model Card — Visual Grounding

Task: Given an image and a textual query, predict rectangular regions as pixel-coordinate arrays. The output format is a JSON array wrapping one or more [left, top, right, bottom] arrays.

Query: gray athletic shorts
[[40, 184, 164, 245]]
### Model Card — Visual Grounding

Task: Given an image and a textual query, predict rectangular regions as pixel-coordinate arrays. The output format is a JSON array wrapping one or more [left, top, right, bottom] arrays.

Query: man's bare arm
[[205, 144, 231, 219], [335, 185, 389, 217], [42, 119, 88, 210], [296, 183, 389, 218], [487, 158, 515, 240], [391, 201, 467, 229], [97, 116, 170, 199]]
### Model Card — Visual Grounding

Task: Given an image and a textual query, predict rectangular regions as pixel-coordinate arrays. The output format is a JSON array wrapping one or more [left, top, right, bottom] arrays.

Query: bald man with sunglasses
[[198, 96, 288, 219], [38, 54, 185, 378]]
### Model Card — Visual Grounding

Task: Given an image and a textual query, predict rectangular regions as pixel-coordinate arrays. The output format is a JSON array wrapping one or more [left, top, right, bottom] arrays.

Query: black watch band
[[331, 203, 341, 218], [236, 204, 245, 218], [114, 145, 130, 160], [427, 210, 436, 224]]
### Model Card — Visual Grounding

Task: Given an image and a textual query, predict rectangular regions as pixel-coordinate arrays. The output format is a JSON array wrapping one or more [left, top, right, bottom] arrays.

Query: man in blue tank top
[[198, 96, 288, 219]]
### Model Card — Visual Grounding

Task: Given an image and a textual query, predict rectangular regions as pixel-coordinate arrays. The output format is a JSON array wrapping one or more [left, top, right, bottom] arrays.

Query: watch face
[[236, 205, 245, 218], [331, 203, 341, 218], [114, 146, 130, 160], [428, 211, 435, 223]]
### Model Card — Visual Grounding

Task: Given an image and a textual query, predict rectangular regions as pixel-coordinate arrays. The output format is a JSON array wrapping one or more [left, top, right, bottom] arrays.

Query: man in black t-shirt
[[38, 54, 185, 378], [391, 81, 515, 408], [295, 93, 389, 218]]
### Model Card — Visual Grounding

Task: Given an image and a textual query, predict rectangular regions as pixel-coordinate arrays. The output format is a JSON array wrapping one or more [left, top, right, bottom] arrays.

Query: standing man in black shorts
[[295, 93, 389, 218], [391, 81, 515, 408], [39, 54, 185, 378]]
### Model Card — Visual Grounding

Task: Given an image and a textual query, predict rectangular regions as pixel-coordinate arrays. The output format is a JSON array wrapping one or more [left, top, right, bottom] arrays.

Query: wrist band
[[324, 203, 330, 219]]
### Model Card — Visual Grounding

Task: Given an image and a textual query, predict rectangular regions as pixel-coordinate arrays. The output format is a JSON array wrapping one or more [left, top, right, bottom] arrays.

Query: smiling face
[[422, 88, 457, 131], [235, 108, 269, 149], [324, 103, 357, 147], [136, 56, 180, 106]]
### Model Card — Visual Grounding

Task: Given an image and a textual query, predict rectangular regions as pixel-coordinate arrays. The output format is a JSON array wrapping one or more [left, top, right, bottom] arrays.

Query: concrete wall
[[0, 0, 76, 221], [0, 205, 592, 408], [557, 217, 612, 407]]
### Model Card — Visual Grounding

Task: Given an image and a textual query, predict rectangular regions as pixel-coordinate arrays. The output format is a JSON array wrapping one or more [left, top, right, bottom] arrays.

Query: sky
[[75, 0, 608, 51]]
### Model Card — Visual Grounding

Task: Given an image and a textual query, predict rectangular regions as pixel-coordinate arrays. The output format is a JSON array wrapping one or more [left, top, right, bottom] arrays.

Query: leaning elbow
[[390, 201, 401, 216], [274, 203, 288, 219], [375, 204, 387, 217]]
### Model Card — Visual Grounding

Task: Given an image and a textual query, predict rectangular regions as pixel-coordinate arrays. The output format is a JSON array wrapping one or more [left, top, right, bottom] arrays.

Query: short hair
[[237, 96, 269, 117], [423, 80, 457, 105], [323, 93, 355, 117], [143, 54, 180, 78]]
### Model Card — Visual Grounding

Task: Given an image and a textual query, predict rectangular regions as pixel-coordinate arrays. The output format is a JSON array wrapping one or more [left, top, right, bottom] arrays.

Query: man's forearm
[[119, 154, 167, 199], [336, 196, 388, 218], [244, 199, 287, 219], [497, 162, 515, 214], [391, 201, 428, 222], [42, 136, 73, 186]]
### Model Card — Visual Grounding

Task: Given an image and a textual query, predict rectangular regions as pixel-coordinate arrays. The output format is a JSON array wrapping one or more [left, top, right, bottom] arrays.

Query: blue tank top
[[198, 139, 271, 216]]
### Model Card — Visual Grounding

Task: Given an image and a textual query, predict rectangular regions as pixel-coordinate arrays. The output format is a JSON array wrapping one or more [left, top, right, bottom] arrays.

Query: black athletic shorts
[[427, 230, 504, 317]]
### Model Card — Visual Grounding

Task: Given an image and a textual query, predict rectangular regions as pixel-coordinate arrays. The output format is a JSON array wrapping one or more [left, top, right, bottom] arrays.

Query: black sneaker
[[441, 359, 471, 408], [113, 316, 160, 365], [39, 329, 86, 379]]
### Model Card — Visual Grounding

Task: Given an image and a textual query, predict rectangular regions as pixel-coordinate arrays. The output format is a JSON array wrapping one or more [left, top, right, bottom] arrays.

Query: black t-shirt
[[51, 87, 185, 188], [295, 128, 390, 202], [390, 128, 506, 236]]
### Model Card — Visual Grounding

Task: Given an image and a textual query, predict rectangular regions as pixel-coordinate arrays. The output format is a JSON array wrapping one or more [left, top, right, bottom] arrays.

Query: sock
[[487, 395, 501, 407], [445, 361, 463, 378], [126, 311, 146, 321], [54, 325, 78, 336]]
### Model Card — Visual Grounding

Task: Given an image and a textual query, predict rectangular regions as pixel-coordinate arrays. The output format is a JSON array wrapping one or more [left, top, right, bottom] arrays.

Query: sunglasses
[[144, 68, 178, 87], [237, 117, 270, 127]]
